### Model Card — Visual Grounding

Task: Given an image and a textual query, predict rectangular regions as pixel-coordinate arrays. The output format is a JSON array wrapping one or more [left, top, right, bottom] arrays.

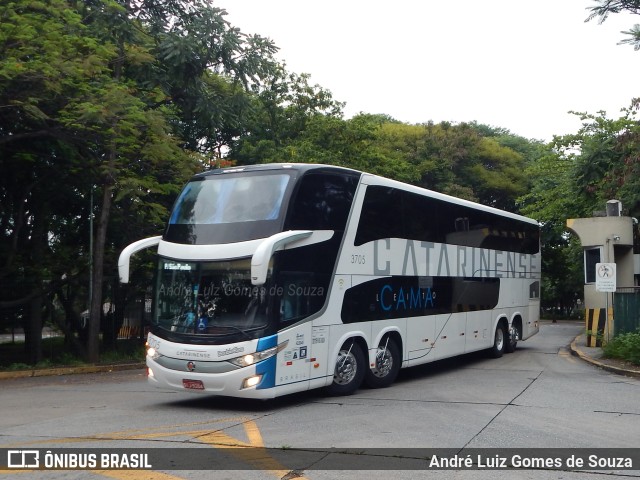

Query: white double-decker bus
[[119, 163, 540, 398]]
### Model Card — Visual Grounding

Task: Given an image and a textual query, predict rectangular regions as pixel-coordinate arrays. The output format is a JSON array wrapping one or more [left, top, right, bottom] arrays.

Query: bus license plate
[[182, 379, 204, 390]]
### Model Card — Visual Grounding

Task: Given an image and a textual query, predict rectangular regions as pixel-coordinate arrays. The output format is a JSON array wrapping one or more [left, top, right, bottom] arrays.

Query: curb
[[570, 336, 640, 379], [0, 362, 145, 380]]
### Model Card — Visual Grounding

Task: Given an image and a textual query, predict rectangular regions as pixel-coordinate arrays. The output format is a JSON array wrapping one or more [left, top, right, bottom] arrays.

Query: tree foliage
[[235, 113, 534, 213], [0, 0, 279, 362], [587, 0, 640, 49], [553, 104, 640, 218], [518, 101, 640, 314], [518, 149, 585, 314]]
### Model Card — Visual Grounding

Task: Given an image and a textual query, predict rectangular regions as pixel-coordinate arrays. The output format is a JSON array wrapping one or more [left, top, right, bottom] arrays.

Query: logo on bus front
[[217, 346, 244, 358]]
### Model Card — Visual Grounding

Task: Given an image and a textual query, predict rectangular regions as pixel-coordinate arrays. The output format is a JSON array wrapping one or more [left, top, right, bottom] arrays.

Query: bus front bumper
[[146, 357, 278, 399]]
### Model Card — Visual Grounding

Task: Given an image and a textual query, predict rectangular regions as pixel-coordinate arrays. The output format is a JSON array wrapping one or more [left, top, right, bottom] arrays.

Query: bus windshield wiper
[[220, 324, 254, 341]]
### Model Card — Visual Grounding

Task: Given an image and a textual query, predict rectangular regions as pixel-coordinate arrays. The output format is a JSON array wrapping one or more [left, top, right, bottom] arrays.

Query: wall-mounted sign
[[595, 263, 616, 292]]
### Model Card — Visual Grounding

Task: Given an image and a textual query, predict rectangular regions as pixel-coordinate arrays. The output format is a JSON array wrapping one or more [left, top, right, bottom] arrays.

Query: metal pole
[[605, 292, 609, 344], [89, 186, 93, 315]]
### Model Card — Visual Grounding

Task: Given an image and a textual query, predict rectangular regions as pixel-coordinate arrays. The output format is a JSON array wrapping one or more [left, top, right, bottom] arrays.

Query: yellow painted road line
[[0, 470, 185, 479], [95, 417, 252, 439], [197, 427, 309, 480], [244, 420, 264, 448], [1, 420, 310, 479], [0, 417, 252, 448], [95, 471, 186, 480], [1, 437, 104, 449], [558, 349, 576, 364]]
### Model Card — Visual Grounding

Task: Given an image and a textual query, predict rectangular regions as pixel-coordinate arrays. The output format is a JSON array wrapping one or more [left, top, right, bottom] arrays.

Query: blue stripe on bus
[[256, 334, 278, 390]]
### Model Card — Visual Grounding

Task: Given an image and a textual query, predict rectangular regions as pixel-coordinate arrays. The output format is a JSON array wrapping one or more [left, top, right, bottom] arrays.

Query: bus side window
[[285, 173, 357, 231], [354, 187, 403, 246], [401, 190, 434, 242]]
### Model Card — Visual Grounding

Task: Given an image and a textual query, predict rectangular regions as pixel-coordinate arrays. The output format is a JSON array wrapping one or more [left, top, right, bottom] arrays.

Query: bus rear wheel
[[325, 341, 365, 396], [489, 323, 506, 358], [505, 323, 520, 353], [364, 337, 400, 388]]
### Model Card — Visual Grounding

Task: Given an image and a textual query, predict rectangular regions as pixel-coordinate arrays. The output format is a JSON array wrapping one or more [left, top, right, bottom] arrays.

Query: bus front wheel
[[489, 323, 506, 358], [364, 337, 400, 388], [326, 341, 365, 396]]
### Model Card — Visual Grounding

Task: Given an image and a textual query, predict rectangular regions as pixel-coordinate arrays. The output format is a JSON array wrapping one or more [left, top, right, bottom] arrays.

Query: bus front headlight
[[228, 340, 288, 367], [146, 346, 161, 360]]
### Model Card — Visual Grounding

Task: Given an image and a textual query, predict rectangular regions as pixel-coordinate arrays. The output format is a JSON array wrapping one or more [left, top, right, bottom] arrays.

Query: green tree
[[518, 148, 585, 314], [587, 0, 640, 49], [554, 106, 640, 217], [517, 100, 640, 315], [232, 66, 344, 163], [236, 109, 532, 213], [148, 2, 279, 159], [0, 0, 281, 363], [0, 0, 112, 362], [400, 122, 530, 211], [521, 0, 640, 316]]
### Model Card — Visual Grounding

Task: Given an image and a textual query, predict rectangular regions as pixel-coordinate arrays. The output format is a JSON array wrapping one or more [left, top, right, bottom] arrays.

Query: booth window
[[584, 247, 602, 284]]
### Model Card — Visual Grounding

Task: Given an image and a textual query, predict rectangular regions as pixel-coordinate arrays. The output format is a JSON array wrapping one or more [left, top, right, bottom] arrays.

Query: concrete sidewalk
[[570, 334, 640, 378], [0, 362, 145, 380]]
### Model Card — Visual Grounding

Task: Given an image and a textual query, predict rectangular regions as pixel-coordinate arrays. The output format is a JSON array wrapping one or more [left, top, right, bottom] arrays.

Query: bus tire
[[365, 337, 401, 389], [505, 323, 519, 353], [489, 323, 506, 358], [325, 340, 365, 396]]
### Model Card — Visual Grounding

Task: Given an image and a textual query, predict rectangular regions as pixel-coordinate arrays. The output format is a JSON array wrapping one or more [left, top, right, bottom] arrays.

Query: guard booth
[[566, 200, 637, 346]]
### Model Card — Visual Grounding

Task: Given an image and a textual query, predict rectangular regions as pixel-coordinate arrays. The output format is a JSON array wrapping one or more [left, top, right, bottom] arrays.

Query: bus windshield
[[154, 257, 272, 339], [164, 172, 293, 245], [170, 174, 289, 225]]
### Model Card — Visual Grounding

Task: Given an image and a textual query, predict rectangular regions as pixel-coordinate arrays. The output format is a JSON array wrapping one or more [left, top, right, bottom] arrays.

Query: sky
[[220, 0, 640, 142]]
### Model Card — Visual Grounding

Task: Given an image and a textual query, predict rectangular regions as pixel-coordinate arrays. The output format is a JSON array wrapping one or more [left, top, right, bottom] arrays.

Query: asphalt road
[[1, 320, 639, 480]]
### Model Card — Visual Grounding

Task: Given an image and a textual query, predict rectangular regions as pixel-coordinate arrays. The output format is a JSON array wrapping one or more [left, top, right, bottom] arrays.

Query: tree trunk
[[22, 202, 48, 364], [103, 278, 125, 350], [54, 285, 87, 358], [23, 293, 43, 364], [86, 182, 114, 363], [86, 39, 123, 363]]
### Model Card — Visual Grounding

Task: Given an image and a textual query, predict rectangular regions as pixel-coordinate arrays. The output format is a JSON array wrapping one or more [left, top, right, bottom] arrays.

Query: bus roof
[[194, 163, 538, 226], [193, 163, 361, 179]]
